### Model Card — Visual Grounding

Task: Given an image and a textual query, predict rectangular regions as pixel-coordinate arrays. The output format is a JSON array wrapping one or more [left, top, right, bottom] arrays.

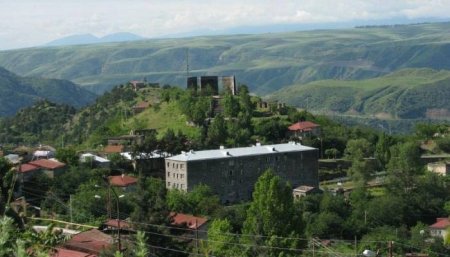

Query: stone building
[[165, 142, 319, 203]]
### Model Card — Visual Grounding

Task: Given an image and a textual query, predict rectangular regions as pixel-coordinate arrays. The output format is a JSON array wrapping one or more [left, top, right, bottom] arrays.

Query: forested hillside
[[267, 68, 450, 119], [1, 22, 450, 94], [0, 67, 96, 116]]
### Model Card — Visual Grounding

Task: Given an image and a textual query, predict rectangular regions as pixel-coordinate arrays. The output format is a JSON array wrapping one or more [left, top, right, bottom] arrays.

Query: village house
[[293, 185, 322, 199], [80, 153, 110, 168], [429, 217, 450, 239], [61, 229, 115, 255], [18, 159, 66, 181], [170, 212, 209, 239], [108, 174, 138, 191], [427, 162, 450, 176], [132, 101, 151, 114], [165, 142, 319, 203], [288, 121, 321, 138]]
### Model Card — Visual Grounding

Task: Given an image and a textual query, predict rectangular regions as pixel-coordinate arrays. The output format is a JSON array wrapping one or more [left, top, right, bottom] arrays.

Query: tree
[[0, 157, 13, 214], [206, 219, 239, 257], [223, 93, 239, 118], [55, 147, 79, 166], [345, 139, 373, 185], [238, 85, 253, 115], [167, 185, 221, 216], [242, 170, 304, 257], [375, 133, 393, 170], [324, 148, 340, 159], [131, 177, 179, 256], [206, 114, 227, 147]]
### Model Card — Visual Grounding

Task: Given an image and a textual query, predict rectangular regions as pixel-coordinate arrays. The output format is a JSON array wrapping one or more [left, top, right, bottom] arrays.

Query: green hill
[[266, 68, 450, 119], [1, 22, 450, 94], [0, 67, 97, 116]]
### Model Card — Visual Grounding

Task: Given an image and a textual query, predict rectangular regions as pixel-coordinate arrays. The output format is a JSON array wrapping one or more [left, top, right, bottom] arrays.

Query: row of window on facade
[[167, 181, 184, 189], [167, 162, 184, 170], [167, 171, 184, 180]]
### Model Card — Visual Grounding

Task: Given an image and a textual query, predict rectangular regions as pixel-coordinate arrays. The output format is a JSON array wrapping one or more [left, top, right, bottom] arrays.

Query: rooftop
[[64, 229, 113, 255], [166, 142, 316, 162], [430, 218, 450, 229], [170, 212, 208, 230], [29, 159, 65, 170], [52, 248, 97, 257], [108, 175, 138, 187], [80, 153, 110, 163], [288, 121, 320, 131], [19, 163, 40, 173]]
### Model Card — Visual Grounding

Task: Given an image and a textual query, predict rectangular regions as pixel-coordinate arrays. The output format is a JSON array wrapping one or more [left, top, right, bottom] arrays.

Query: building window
[[229, 170, 233, 176], [167, 162, 170, 167], [168, 172, 170, 177], [167, 182, 171, 187], [180, 174, 184, 179], [180, 164, 184, 169], [180, 184, 184, 189]]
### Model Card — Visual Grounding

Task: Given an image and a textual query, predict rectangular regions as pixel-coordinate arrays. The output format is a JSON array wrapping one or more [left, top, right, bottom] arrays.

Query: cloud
[[0, 0, 450, 49]]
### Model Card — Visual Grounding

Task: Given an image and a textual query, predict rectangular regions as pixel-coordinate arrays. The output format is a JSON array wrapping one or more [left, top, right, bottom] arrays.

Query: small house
[[429, 217, 450, 239], [293, 185, 322, 199], [288, 121, 321, 138], [427, 162, 450, 176], [108, 174, 138, 191]]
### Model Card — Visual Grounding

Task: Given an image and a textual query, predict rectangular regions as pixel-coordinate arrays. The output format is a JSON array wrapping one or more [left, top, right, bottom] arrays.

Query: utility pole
[[195, 219, 199, 254], [69, 195, 73, 223], [388, 241, 393, 257], [354, 236, 357, 257]]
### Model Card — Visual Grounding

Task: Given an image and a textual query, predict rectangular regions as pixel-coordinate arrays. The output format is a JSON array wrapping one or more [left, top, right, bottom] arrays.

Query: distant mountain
[[45, 32, 145, 46], [266, 68, 450, 120], [2, 22, 450, 96], [0, 66, 97, 116]]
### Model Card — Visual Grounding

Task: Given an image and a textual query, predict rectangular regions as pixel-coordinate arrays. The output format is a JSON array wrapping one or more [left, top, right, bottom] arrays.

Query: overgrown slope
[[0, 67, 96, 116], [267, 68, 450, 119], [1, 22, 450, 94]]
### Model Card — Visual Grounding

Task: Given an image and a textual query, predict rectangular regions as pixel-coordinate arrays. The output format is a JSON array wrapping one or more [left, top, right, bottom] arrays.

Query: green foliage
[[167, 184, 221, 216], [242, 170, 304, 257], [436, 137, 450, 153], [134, 231, 150, 257], [375, 133, 394, 170], [0, 216, 16, 257], [55, 147, 79, 166], [206, 114, 227, 147], [0, 100, 76, 144], [0, 66, 96, 117], [206, 218, 239, 257]]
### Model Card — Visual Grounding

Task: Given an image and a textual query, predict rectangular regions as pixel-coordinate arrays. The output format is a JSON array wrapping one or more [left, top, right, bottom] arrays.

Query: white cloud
[[0, 0, 450, 49]]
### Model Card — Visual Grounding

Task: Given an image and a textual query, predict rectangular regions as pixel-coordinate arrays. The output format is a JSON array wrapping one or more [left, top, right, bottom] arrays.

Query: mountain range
[[0, 67, 96, 116], [45, 32, 145, 47], [0, 22, 449, 122]]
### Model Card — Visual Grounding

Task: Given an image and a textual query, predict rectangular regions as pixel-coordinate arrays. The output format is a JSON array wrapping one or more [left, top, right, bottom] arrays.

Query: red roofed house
[[108, 174, 138, 191], [18, 159, 66, 181], [170, 212, 208, 239], [103, 145, 124, 154], [132, 101, 151, 114], [288, 121, 321, 138], [101, 219, 134, 234], [63, 229, 115, 255], [429, 217, 450, 239], [52, 248, 97, 257]]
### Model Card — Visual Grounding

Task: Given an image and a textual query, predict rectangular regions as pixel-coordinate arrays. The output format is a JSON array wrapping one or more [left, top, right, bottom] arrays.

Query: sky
[[1, 0, 450, 50]]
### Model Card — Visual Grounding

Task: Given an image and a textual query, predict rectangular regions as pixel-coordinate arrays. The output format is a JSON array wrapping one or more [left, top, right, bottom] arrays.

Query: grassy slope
[[267, 68, 450, 119], [1, 23, 450, 94]]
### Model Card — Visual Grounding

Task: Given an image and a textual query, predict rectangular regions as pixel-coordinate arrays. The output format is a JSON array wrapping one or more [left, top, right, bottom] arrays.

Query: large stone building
[[187, 76, 237, 95], [165, 142, 319, 203]]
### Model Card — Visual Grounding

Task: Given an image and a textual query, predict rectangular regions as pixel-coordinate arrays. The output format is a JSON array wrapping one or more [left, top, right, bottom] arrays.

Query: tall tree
[[206, 114, 227, 147], [206, 218, 239, 257], [375, 133, 393, 170], [345, 139, 373, 186], [242, 170, 304, 257]]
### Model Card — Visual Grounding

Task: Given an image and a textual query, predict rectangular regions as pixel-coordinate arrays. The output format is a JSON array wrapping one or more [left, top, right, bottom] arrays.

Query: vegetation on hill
[[0, 66, 96, 116], [0, 100, 76, 144], [1, 22, 450, 95], [267, 68, 450, 120]]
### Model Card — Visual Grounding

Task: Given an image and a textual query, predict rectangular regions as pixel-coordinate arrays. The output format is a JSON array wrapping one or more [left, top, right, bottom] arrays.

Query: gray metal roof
[[166, 142, 316, 162]]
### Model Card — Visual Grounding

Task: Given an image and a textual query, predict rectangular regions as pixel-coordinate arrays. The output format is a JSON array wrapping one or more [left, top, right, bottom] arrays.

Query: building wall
[[165, 160, 188, 191], [166, 150, 319, 203], [427, 163, 449, 176]]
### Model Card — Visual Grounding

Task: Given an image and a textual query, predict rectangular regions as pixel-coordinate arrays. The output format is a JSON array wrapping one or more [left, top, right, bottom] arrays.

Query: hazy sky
[[1, 0, 450, 50]]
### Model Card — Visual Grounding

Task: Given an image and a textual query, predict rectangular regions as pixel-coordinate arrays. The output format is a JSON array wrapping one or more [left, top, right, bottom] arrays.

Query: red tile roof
[[133, 101, 150, 109], [288, 121, 320, 131], [64, 229, 114, 255], [430, 218, 450, 229], [170, 212, 208, 230], [104, 219, 133, 230], [108, 175, 138, 187], [29, 159, 65, 170], [52, 248, 97, 257], [104, 145, 124, 154], [19, 163, 40, 173]]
